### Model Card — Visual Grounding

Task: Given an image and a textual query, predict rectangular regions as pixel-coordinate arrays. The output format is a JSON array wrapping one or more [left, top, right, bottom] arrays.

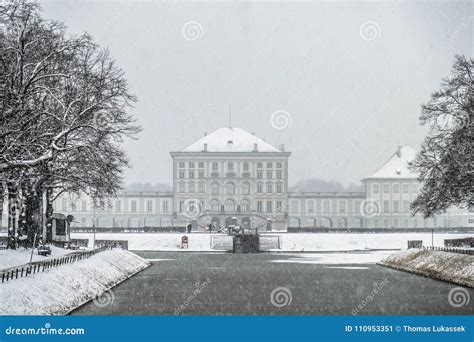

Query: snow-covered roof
[[179, 127, 283, 153], [365, 146, 418, 179]]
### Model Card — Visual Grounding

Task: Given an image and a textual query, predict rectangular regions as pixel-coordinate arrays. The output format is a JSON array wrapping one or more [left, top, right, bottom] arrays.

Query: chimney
[[278, 144, 285, 152], [203, 143, 208, 152], [253, 143, 258, 152]]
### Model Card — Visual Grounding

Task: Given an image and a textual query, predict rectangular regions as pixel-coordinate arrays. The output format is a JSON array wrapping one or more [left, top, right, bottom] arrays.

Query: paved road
[[72, 251, 474, 315]]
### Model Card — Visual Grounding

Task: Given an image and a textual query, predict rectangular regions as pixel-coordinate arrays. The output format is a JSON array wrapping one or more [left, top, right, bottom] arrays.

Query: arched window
[[241, 199, 251, 212], [210, 199, 220, 213], [178, 181, 185, 193], [242, 182, 251, 195], [188, 181, 195, 193], [225, 182, 235, 195], [225, 199, 235, 212], [211, 182, 220, 195], [257, 182, 263, 193], [276, 182, 283, 193], [266, 182, 273, 193], [198, 181, 205, 193]]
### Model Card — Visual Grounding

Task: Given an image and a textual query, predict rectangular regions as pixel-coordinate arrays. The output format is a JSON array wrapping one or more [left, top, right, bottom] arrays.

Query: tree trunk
[[6, 183, 18, 249], [23, 182, 43, 247], [45, 188, 54, 243]]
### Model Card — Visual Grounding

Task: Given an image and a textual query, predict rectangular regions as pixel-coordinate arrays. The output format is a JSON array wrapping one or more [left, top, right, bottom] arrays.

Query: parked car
[[37, 245, 52, 256]]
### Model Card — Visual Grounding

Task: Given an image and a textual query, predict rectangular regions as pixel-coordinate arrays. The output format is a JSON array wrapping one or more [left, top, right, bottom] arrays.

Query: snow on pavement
[[270, 251, 394, 265], [0, 249, 150, 315]]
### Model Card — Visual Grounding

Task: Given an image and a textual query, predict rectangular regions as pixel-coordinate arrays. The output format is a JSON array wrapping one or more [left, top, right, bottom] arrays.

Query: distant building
[[42, 128, 472, 230]]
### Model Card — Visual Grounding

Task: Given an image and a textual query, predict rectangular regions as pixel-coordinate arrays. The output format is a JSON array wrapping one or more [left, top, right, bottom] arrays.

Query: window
[[393, 201, 399, 213], [131, 200, 137, 213], [276, 162, 282, 168], [266, 201, 273, 213], [189, 162, 195, 168], [225, 182, 235, 195], [276, 171, 282, 179], [323, 201, 330, 213], [276, 183, 283, 193], [225, 199, 235, 212], [291, 200, 299, 213], [198, 171, 204, 179], [178, 182, 185, 193], [276, 201, 283, 212], [243, 162, 249, 171], [266, 182, 273, 193], [242, 182, 251, 195], [70, 201, 77, 211], [146, 200, 153, 213], [354, 201, 361, 214], [179, 201, 184, 213], [412, 184, 418, 193], [257, 182, 263, 193], [308, 200, 314, 213], [162, 200, 169, 213], [374, 219, 379, 227], [257, 171, 263, 179], [62, 199, 67, 212], [115, 200, 121, 212], [241, 200, 250, 212], [383, 200, 389, 213], [266, 171, 272, 179], [267, 162, 272, 168], [403, 184, 409, 193], [210, 200, 220, 213], [198, 182, 205, 193], [413, 218, 418, 228], [257, 162, 263, 169], [403, 219, 408, 228], [393, 219, 399, 228], [189, 171, 195, 179], [403, 200, 409, 212], [373, 184, 379, 193], [198, 162, 204, 168], [211, 182, 219, 195], [188, 181, 195, 193], [227, 162, 234, 171], [393, 184, 400, 193], [179, 162, 185, 168], [383, 184, 390, 193], [178, 171, 185, 179], [257, 201, 263, 213], [81, 200, 87, 212], [212, 162, 218, 171], [339, 201, 346, 213]]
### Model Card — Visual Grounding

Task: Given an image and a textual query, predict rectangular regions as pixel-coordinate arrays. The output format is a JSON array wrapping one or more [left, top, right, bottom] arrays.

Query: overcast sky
[[40, 0, 472, 187]]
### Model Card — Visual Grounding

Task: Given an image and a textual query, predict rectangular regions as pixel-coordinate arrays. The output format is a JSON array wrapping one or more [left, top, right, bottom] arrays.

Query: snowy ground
[[0, 249, 150, 315], [379, 249, 473, 288], [0, 246, 72, 270], [70, 232, 473, 252]]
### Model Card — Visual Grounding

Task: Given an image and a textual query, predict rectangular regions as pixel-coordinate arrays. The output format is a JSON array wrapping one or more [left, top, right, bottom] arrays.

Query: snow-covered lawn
[[379, 249, 474, 288], [0, 249, 150, 315], [0, 246, 72, 270], [71, 232, 473, 252]]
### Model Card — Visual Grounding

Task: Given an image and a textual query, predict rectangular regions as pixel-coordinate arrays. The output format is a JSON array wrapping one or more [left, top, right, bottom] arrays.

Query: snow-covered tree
[[411, 55, 473, 217], [0, 1, 140, 246]]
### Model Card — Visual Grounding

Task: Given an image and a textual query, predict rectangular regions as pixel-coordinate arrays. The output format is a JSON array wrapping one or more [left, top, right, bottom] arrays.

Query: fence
[[1, 246, 111, 284], [423, 246, 474, 255]]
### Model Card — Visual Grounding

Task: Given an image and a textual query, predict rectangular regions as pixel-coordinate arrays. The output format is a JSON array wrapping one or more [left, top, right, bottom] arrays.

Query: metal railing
[[423, 245, 474, 255], [1, 246, 111, 284]]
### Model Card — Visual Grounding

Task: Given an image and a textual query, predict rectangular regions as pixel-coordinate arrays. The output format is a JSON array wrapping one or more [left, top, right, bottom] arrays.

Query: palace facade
[[48, 127, 473, 231]]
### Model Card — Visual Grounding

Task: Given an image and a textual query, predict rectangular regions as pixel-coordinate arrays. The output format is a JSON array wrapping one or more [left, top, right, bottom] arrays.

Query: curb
[[377, 261, 473, 289]]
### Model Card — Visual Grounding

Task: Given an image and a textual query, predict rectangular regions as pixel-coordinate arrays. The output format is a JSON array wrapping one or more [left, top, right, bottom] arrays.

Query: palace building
[[47, 127, 473, 231]]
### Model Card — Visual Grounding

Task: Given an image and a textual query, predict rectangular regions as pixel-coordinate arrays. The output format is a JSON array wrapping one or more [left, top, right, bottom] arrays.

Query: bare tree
[[411, 55, 473, 217]]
